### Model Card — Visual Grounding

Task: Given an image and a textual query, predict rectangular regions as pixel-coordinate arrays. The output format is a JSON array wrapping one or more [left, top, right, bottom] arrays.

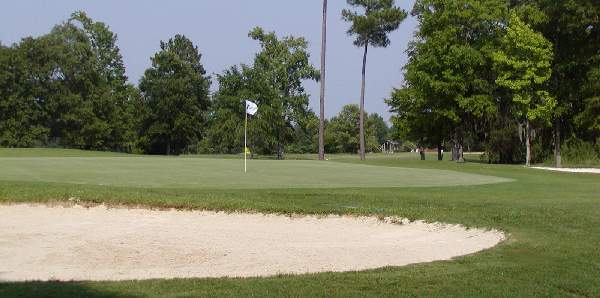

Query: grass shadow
[[0, 281, 130, 298]]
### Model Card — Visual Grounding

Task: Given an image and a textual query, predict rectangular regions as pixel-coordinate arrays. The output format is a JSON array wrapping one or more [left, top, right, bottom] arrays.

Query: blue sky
[[0, 0, 417, 120]]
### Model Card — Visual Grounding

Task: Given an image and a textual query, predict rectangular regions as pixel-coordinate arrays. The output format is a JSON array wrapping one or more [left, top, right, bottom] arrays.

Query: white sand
[[0, 204, 504, 282], [532, 167, 600, 174]]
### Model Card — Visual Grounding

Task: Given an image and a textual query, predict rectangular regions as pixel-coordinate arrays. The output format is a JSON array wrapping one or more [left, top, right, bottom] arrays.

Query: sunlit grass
[[0, 148, 599, 297]]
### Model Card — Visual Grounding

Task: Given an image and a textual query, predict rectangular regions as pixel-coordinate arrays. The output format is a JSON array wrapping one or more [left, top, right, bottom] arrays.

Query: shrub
[[560, 136, 600, 166], [531, 138, 550, 164], [484, 122, 524, 164]]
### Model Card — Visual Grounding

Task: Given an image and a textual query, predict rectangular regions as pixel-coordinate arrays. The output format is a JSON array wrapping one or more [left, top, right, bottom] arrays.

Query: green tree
[[0, 44, 48, 147], [368, 113, 388, 145], [138, 34, 211, 155], [390, 0, 507, 163], [289, 109, 320, 154], [389, 1, 598, 164], [1, 12, 135, 151], [342, 0, 407, 160], [387, 87, 452, 160], [202, 66, 255, 154], [576, 65, 600, 150], [504, 1, 600, 166], [250, 27, 319, 158], [29, 21, 94, 148], [325, 104, 379, 154], [68, 11, 135, 151], [536, 1, 600, 167], [205, 28, 318, 158], [6, 19, 108, 149], [492, 13, 555, 166]]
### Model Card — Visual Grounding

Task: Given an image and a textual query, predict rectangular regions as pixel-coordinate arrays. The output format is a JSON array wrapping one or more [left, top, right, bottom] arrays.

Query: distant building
[[380, 140, 401, 154]]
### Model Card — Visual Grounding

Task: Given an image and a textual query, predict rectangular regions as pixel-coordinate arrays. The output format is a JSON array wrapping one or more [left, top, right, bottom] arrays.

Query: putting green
[[0, 157, 512, 189]]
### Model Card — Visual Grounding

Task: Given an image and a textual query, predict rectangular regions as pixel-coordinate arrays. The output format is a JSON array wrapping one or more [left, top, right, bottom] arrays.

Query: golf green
[[0, 157, 512, 189]]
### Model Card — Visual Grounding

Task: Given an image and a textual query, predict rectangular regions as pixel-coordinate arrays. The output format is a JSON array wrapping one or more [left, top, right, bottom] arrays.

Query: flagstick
[[244, 111, 247, 173]]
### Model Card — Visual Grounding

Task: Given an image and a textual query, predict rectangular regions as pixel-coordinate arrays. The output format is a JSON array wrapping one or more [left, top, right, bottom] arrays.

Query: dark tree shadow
[[0, 282, 130, 298]]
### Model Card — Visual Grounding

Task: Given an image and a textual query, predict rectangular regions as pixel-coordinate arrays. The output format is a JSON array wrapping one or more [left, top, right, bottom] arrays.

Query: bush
[[560, 136, 600, 166], [531, 138, 550, 164], [484, 123, 524, 164]]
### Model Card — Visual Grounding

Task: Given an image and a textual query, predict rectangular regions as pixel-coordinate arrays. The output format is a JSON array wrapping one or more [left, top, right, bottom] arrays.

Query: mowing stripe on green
[[0, 157, 512, 189]]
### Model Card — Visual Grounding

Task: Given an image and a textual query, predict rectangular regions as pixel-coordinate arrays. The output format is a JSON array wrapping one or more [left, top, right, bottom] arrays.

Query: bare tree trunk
[[526, 120, 531, 167], [277, 124, 284, 160], [452, 131, 457, 161], [454, 128, 465, 163], [554, 118, 562, 168], [359, 43, 368, 161], [318, 0, 327, 161], [451, 139, 457, 161]]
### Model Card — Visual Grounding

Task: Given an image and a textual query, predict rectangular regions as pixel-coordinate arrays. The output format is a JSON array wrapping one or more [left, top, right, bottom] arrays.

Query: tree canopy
[[0, 11, 134, 151], [203, 28, 319, 158], [325, 104, 384, 154], [492, 13, 555, 166], [138, 34, 211, 155], [342, 0, 407, 48], [386, 0, 600, 165]]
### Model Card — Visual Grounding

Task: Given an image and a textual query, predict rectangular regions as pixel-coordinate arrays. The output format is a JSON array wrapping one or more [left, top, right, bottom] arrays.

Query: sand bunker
[[0, 204, 504, 282]]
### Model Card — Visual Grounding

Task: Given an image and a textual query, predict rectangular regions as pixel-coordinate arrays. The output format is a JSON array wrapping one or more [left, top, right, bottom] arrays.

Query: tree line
[[0, 11, 389, 157], [2, 1, 600, 165], [387, 0, 600, 166]]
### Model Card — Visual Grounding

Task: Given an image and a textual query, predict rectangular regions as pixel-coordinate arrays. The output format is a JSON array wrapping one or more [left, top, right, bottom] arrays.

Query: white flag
[[245, 100, 258, 115]]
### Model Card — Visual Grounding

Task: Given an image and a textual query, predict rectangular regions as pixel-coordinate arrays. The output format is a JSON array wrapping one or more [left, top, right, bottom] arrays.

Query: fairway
[[0, 156, 511, 189]]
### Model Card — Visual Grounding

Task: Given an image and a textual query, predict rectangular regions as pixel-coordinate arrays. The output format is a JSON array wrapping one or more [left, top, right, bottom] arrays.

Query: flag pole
[[244, 110, 247, 173]]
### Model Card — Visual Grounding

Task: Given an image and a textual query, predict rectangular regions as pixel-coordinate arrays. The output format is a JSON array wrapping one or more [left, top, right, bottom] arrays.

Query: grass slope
[[0, 149, 599, 297]]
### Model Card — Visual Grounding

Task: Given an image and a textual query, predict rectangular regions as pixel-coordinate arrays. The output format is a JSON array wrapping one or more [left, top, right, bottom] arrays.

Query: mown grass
[[0, 156, 509, 189], [0, 149, 599, 297]]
